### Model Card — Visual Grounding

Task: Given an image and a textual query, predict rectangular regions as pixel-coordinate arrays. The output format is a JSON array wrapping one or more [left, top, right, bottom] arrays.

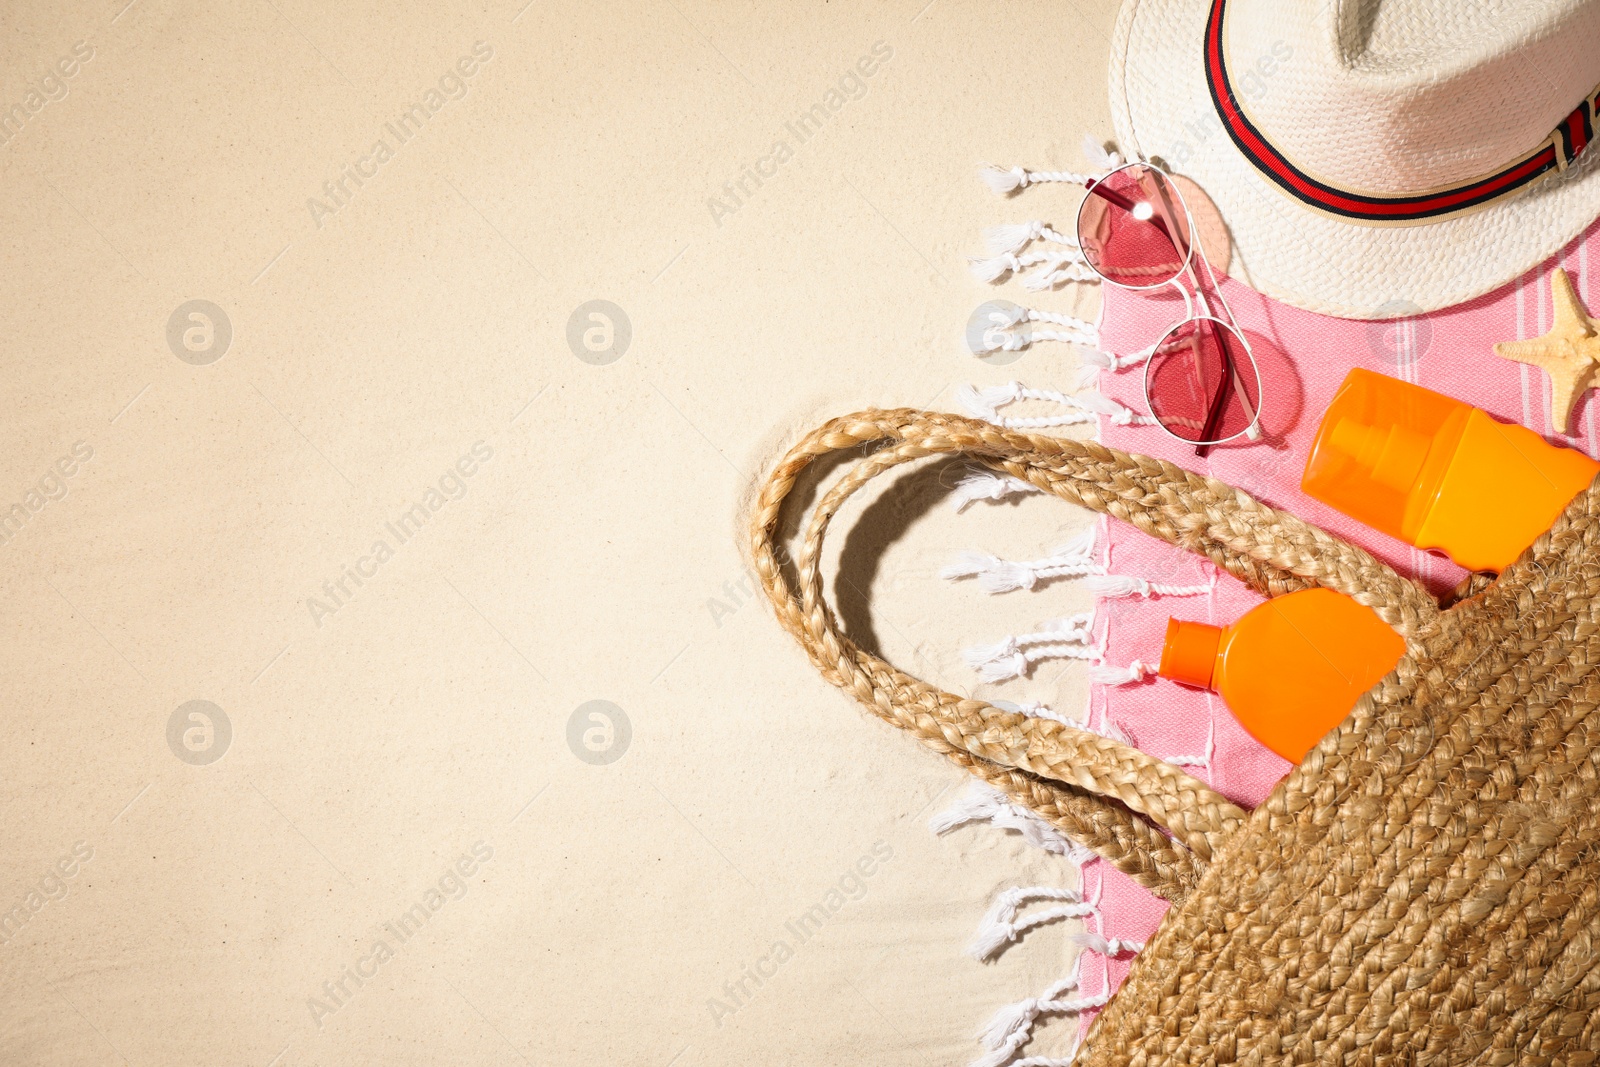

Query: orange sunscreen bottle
[[1158, 587, 1405, 763], [1302, 368, 1600, 572]]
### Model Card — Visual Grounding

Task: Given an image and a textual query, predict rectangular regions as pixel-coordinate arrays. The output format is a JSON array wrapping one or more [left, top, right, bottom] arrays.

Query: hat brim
[[1109, 0, 1600, 319]]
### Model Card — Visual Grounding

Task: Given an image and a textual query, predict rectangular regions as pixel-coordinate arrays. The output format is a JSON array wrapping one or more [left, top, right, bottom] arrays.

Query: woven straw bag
[[751, 407, 1600, 1066]]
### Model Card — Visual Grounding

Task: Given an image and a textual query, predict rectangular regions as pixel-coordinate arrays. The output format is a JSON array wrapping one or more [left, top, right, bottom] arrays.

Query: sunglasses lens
[[1146, 318, 1260, 444], [1077, 164, 1192, 287]]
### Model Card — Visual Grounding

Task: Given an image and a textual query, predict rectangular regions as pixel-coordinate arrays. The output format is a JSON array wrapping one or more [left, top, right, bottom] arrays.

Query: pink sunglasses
[[1077, 163, 1263, 454]]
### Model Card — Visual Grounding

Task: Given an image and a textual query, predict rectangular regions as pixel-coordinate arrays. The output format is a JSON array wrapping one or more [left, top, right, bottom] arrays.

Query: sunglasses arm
[[1190, 320, 1262, 455], [1186, 224, 1262, 448]]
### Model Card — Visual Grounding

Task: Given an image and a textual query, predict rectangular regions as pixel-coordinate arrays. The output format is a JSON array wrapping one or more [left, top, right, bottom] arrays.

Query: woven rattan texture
[[752, 408, 1600, 1065]]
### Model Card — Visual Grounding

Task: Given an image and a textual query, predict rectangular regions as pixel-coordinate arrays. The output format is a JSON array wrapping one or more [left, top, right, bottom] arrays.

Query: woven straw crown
[[1227, 0, 1600, 195]]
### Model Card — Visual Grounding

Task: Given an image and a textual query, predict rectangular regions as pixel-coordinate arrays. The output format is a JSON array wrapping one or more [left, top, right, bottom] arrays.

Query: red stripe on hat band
[[1203, 0, 1588, 222]]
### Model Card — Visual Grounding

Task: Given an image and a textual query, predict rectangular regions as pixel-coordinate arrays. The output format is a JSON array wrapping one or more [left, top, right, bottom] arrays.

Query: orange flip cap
[[1159, 618, 1221, 690]]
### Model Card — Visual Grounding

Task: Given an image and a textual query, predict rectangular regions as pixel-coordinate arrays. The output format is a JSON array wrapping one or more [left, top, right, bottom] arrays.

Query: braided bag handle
[[751, 409, 1440, 902]]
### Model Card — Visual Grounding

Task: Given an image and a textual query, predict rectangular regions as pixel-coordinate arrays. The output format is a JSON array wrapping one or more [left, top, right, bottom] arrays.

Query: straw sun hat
[[1109, 0, 1600, 319]]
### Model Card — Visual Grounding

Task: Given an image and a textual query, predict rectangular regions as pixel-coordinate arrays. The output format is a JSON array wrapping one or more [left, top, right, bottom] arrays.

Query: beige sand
[[0, 1, 1117, 1062]]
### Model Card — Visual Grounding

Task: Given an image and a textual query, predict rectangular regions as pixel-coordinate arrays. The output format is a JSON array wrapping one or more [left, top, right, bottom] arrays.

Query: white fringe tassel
[[1079, 134, 1123, 171], [942, 528, 1098, 593], [969, 248, 1092, 286], [979, 164, 1102, 196], [930, 782, 1095, 864], [950, 470, 1042, 511], [1087, 660, 1155, 686], [968, 886, 1099, 961], [1020, 261, 1100, 290], [1079, 329, 1190, 373], [1083, 573, 1214, 685], [977, 325, 1098, 355], [1080, 348, 1149, 374], [983, 221, 1078, 257], [997, 700, 1075, 727], [964, 910, 1144, 1067], [1161, 718, 1216, 773], [985, 304, 1097, 332], [971, 957, 1107, 1067], [1084, 574, 1212, 599], [963, 613, 1096, 682], [1097, 718, 1215, 774], [957, 382, 1155, 430], [975, 305, 1098, 355], [1081, 715, 1132, 745], [979, 137, 1122, 197], [1072, 931, 1146, 958], [1073, 324, 1198, 392]]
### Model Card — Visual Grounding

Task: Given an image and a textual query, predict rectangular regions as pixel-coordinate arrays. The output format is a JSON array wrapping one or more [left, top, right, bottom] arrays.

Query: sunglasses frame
[[1076, 161, 1263, 450]]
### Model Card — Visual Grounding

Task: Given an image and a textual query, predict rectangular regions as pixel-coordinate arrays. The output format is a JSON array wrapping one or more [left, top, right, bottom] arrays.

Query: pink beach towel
[[1077, 216, 1600, 1007]]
